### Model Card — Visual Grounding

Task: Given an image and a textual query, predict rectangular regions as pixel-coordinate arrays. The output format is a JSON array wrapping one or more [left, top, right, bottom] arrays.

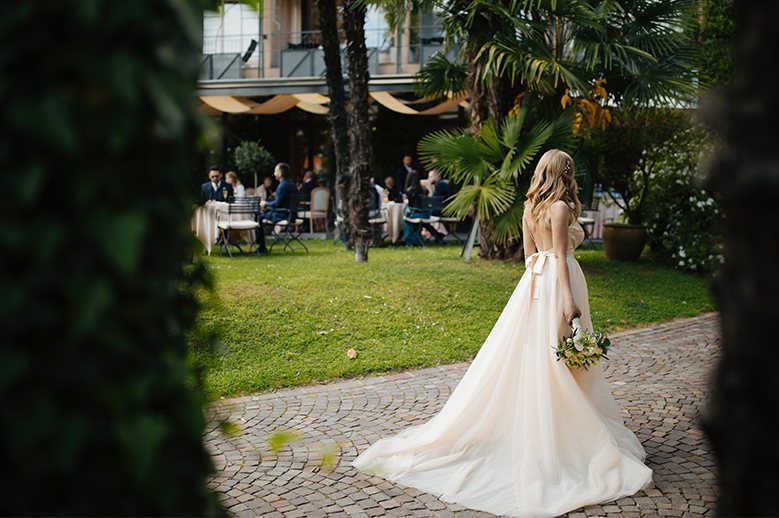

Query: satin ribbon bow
[[525, 250, 555, 299]]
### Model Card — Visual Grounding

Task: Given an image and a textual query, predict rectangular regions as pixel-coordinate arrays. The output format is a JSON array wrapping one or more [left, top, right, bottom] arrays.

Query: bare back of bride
[[353, 149, 652, 518]]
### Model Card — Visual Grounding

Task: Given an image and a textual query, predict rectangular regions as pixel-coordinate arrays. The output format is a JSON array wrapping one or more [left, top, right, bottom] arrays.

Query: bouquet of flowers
[[554, 317, 611, 369]]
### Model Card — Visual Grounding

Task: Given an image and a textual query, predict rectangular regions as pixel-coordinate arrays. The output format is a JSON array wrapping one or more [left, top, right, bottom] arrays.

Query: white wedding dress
[[353, 222, 652, 517]]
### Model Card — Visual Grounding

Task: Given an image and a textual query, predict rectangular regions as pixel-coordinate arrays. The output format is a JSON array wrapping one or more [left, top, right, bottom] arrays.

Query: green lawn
[[192, 241, 713, 399]]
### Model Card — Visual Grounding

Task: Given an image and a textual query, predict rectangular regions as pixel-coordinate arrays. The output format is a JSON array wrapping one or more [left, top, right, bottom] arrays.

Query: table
[[581, 196, 623, 239], [192, 201, 257, 255]]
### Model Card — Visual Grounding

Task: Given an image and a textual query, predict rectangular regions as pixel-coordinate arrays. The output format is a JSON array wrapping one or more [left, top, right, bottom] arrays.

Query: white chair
[[301, 186, 331, 233], [578, 198, 599, 248], [215, 199, 262, 257], [369, 207, 388, 244]]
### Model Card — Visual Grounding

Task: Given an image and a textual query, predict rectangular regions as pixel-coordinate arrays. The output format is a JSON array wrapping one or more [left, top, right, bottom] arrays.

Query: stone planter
[[603, 223, 647, 261]]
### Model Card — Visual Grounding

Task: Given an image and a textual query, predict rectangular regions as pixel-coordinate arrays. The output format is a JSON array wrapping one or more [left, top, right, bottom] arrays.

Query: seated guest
[[200, 166, 233, 203], [384, 176, 402, 203], [403, 171, 426, 246], [370, 176, 386, 209], [428, 170, 451, 238], [225, 171, 246, 198], [257, 176, 274, 201], [259, 163, 296, 222], [404, 170, 444, 244], [404, 170, 428, 203], [299, 170, 317, 201], [430, 170, 452, 200]]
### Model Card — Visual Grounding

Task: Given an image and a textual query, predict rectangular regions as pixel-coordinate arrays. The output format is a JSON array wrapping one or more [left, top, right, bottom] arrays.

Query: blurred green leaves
[[268, 430, 300, 453], [0, 0, 223, 515]]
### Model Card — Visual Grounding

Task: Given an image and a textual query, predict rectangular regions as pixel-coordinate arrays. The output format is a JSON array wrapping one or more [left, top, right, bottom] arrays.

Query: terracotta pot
[[602, 223, 647, 261]]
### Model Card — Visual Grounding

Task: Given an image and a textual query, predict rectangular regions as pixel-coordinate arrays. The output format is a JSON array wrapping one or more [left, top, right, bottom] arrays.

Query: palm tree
[[478, 0, 698, 107], [343, 0, 374, 262], [376, 0, 697, 259], [414, 0, 698, 123], [418, 108, 575, 259], [315, 0, 351, 242], [316, 0, 373, 262]]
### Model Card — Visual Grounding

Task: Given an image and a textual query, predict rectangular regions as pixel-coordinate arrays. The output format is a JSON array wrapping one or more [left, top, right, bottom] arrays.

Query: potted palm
[[418, 107, 574, 261], [594, 108, 689, 261]]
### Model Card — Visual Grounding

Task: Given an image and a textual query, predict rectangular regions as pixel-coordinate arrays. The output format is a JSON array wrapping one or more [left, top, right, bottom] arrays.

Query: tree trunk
[[342, 0, 372, 262], [464, 43, 490, 134], [702, 2, 779, 515], [463, 13, 521, 260], [477, 220, 524, 261], [315, 0, 351, 240]]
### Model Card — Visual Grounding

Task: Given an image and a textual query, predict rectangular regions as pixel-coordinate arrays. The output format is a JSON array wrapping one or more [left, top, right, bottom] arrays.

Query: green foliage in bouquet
[[0, 1, 222, 515], [554, 321, 611, 370]]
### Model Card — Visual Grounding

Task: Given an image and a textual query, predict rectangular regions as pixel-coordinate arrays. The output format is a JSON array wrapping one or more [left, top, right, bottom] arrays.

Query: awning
[[199, 91, 467, 116], [369, 91, 467, 115]]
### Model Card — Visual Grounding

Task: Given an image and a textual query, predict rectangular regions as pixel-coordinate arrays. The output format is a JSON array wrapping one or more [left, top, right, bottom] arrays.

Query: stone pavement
[[204, 313, 720, 517]]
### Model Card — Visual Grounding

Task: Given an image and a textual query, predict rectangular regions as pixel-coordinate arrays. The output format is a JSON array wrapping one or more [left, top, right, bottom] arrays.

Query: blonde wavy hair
[[525, 149, 581, 225]]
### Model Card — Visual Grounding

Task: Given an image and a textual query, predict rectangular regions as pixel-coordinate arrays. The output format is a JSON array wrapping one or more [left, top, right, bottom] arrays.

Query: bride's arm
[[551, 202, 581, 324], [522, 211, 536, 259]]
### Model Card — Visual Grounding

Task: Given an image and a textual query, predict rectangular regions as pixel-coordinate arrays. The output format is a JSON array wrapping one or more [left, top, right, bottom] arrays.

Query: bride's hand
[[563, 301, 581, 325]]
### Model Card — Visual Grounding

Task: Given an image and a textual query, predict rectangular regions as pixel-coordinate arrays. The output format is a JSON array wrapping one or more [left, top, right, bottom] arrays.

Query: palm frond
[[478, 33, 593, 94], [486, 195, 526, 244], [546, 109, 577, 151], [417, 129, 493, 183], [443, 182, 482, 219], [619, 60, 698, 106], [502, 119, 554, 181], [473, 175, 517, 220], [476, 119, 505, 163], [414, 52, 468, 98]]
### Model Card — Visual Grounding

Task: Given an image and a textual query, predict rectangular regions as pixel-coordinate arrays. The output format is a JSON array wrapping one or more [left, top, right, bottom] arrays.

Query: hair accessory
[[564, 159, 571, 175]]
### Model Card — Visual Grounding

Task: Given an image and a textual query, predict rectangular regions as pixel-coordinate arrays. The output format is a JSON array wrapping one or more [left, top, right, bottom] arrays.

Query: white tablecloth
[[385, 201, 407, 243], [192, 201, 256, 254], [581, 196, 623, 239]]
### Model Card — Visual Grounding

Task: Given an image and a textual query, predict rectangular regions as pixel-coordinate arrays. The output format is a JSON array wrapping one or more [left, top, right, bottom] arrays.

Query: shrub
[[592, 108, 690, 225], [233, 140, 276, 184], [699, 0, 734, 88], [644, 126, 723, 274], [0, 1, 222, 514]]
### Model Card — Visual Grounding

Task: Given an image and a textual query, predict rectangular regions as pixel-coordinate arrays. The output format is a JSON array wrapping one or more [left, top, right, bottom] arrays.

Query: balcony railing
[[200, 27, 457, 80]]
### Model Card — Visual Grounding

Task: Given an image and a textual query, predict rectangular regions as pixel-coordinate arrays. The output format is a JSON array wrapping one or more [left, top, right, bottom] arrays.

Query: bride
[[353, 149, 652, 517]]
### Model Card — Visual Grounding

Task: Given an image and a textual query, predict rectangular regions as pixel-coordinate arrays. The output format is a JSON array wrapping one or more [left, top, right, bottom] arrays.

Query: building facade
[[197, 1, 464, 185]]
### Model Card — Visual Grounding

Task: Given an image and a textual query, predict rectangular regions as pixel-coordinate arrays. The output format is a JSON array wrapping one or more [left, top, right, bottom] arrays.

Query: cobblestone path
[[205, 313, 719, 517]]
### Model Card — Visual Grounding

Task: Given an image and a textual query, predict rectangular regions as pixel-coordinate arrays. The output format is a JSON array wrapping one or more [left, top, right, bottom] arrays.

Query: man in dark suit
[[431, 170, 453, 200], [200, 166, 233, 203], [395, 155, 414, 194], [299, 170, 317, 201], [259, 162, 296, 222]]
